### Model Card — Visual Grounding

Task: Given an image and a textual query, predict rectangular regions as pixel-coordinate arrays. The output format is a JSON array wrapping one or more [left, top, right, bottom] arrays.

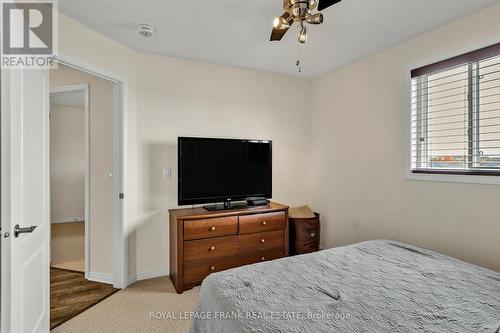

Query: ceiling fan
[[270, 0, 342, 44]]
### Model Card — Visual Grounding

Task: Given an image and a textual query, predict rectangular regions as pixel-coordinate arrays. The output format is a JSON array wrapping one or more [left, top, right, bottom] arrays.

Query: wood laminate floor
[[50, 267, 118, 330]]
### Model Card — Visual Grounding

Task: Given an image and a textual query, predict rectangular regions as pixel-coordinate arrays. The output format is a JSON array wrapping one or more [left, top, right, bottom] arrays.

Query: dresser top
[[169, 202, 288, 220]]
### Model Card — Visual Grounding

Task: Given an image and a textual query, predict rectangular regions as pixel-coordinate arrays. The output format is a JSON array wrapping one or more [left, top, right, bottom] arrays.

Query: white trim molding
[[128, 269, 169, 286], [55, 54, 129, 289], [88, 271, 114, 285], [51, 217, 85, 224]]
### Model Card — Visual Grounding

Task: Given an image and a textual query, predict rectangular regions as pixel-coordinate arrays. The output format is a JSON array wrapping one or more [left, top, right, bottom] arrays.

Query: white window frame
[[405, 37, 500, 186]]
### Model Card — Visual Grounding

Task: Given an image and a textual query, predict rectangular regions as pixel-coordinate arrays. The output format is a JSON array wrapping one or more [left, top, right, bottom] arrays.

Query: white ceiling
[[58, 0, 499, 78]]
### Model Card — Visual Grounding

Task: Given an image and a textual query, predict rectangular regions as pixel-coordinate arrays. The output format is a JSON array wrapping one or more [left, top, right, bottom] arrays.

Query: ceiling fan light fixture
[[270, 0, 342, 44], [305, 13, 323, 24], [273, 16, 291, 29], [298, 26, 308, 43]]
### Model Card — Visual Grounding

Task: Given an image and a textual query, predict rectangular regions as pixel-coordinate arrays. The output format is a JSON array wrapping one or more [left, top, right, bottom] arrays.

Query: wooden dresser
[[169, 202, 289, 293]]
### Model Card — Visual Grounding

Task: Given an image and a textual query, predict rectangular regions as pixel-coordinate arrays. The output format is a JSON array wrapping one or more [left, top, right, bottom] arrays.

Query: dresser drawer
[[184, 236, 238, 262], [184, 256, 239, 285], [239, 230, 284, 253], [239, 249, 284, 266], [184, 216, 238, 240], [239, 212, 286, 234]]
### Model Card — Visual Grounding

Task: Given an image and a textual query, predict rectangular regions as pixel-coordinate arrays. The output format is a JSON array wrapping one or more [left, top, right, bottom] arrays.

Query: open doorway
[[49, 65, 119, 329], [1, 59, 127, 331], [50, 86, 88, 274]]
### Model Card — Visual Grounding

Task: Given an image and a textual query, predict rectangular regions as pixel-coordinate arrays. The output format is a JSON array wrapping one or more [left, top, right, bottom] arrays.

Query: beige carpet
[[51, 222, 85, 272], [51, 277, 199, 333]]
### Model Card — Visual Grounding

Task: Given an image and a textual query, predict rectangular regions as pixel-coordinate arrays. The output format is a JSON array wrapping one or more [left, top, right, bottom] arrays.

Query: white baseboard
[[88, 271, 113, 284], [51, 216, 85, 224], [128, 268, 168, 286]]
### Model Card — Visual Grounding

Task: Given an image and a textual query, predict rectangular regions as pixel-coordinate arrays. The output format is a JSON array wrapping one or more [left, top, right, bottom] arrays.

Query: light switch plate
[[163, 167, 171, 178]]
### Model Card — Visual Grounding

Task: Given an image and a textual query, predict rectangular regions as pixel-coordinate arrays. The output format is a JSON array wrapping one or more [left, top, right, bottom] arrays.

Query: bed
[[190, 240, 500, 333]]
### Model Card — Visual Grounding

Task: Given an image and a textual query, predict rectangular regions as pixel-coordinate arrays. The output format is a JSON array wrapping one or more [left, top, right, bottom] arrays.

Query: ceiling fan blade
[[270, 12, 293, 42], [317, 0, 342, 11], [270, 25, 292, 41]]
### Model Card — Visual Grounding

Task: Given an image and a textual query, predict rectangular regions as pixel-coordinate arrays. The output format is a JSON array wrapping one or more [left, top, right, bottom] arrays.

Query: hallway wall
[[50, 64, 115, 278]]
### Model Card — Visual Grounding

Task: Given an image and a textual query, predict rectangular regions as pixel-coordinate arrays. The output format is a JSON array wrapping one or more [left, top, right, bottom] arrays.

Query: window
[[411, 43, 500, 175]]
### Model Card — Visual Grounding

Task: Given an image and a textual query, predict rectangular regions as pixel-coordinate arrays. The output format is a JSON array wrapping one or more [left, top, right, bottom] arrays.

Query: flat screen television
[[178, 137, 272, 207]]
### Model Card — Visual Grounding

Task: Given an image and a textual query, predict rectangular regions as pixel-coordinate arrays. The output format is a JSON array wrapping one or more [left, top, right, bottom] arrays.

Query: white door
[[1, 68, 50, 333]]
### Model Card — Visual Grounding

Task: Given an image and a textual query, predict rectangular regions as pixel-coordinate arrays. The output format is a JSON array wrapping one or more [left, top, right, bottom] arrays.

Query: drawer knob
[[210, 266, 215, 271], [210, 246, 216, 251], [261, 221, 267, 226], [260, 239, 265, 243], [260, 256, 265, 261], [210, 226, 216, 231]]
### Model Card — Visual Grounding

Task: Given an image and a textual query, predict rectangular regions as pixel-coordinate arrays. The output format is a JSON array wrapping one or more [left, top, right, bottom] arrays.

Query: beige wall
[[130, 54, 312, 275], [50, 104, 85, 223], [57, 14, 312, 279], [50, 65, 115, 276], [57, 2, 500, 281], [57, 13, 139, 283], [311, 3, 500, 271]]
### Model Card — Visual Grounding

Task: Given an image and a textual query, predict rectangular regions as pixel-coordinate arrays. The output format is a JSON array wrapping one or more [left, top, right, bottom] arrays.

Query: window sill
[[412, 169, 500, 176], [406, 169, 500, 186]]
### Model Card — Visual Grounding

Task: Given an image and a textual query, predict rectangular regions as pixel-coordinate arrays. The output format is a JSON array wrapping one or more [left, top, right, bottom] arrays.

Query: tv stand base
[[204, 201, 249, 211]]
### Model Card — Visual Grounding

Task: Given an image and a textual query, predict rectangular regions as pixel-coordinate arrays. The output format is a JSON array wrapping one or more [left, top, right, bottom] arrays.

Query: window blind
[[411, 43, 500, 175]]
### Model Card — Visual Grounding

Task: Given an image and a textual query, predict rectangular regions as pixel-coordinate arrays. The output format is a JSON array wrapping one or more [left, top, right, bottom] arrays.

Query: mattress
[[190, 240, 500, 333]]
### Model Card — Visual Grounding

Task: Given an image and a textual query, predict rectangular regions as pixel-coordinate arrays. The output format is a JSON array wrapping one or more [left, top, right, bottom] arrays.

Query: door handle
[[14, 224, 37, 238]]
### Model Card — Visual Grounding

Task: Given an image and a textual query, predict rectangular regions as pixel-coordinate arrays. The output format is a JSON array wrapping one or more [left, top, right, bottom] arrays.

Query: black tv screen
[[178, 137, 272, 205]]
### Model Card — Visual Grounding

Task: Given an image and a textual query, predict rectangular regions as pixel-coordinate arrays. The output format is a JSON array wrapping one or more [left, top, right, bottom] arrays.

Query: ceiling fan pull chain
[[296, 40, 302, 73], [270, 0, 343, 70]]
